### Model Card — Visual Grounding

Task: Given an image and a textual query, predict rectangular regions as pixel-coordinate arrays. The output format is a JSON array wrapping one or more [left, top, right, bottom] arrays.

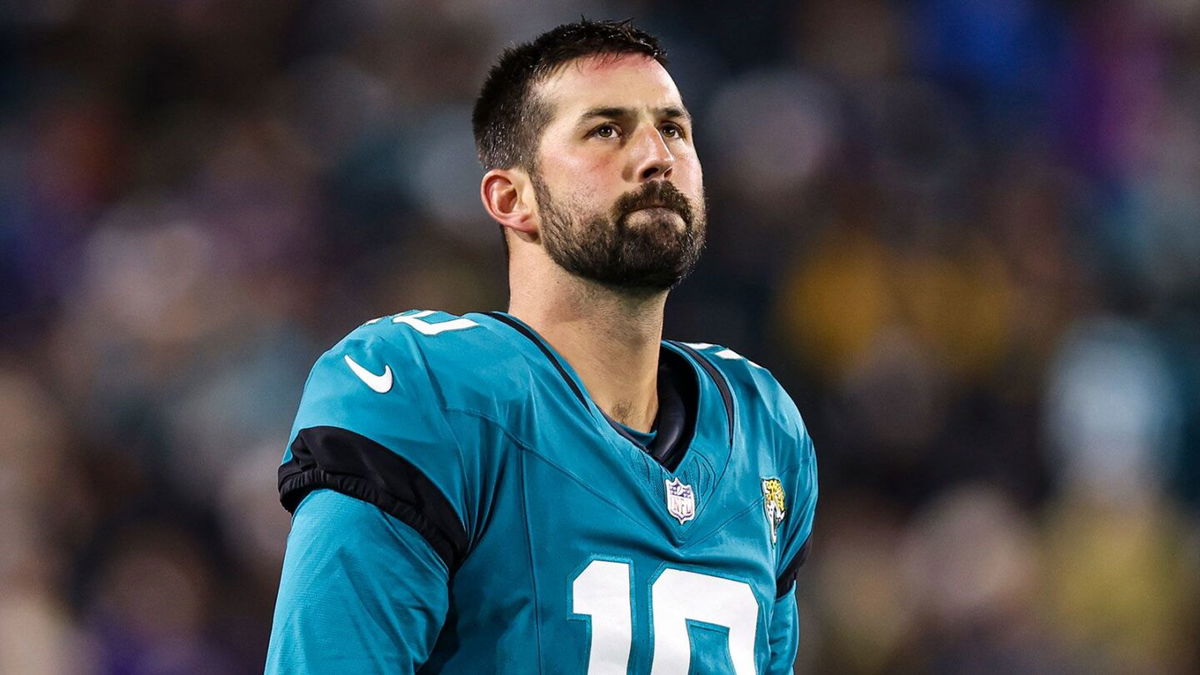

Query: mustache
[[613, 181, 694, 227]]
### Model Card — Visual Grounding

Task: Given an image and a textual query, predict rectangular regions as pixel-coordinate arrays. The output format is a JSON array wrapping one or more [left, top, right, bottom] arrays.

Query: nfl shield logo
[[664, 477, 696, 524]]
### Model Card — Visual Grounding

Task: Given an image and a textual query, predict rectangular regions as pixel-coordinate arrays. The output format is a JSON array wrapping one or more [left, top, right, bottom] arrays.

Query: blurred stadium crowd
[[2, 0, 1199, 672]]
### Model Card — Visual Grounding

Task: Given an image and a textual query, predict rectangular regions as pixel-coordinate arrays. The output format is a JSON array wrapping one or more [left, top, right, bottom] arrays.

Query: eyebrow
[[578, 105, 692, 124]]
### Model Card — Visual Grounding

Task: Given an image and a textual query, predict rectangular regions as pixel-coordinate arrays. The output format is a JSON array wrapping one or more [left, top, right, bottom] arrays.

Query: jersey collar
[[481, 311, 727, 471]]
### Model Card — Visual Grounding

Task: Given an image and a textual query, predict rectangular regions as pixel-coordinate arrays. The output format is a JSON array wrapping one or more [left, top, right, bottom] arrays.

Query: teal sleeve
[[266, 489, 449, 674], [765, 587, 799, 674]]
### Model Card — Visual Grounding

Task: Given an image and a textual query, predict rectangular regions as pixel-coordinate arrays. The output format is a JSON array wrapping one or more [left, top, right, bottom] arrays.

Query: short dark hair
[[472, 19, 668, 172]]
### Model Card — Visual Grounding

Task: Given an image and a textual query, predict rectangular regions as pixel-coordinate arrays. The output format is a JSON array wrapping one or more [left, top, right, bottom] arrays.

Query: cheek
[[546, 155, 621, 201], [676, 157, 704, 197], [575, 154, 623, 185]]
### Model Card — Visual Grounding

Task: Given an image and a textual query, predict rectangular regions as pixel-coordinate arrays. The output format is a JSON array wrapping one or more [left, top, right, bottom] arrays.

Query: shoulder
[[315, 310, 530, 409], [281, 311, 516, 570], [674, 342, 812, 459], [290, 309, 533, 445], [337, 309, 503, 373]]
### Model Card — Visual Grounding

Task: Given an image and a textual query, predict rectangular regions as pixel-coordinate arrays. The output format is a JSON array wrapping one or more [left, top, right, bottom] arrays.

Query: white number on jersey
[[364, 310, 479, 335], [572, 560, 760, 674]]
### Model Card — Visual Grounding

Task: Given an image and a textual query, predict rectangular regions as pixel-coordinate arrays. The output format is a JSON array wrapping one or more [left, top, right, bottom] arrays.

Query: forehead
[[535, 53, 684, 120]]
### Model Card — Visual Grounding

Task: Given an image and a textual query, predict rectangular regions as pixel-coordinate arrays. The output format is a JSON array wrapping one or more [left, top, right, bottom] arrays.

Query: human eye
[[660, 122, 687, 140], [588, 122, 621, 139]]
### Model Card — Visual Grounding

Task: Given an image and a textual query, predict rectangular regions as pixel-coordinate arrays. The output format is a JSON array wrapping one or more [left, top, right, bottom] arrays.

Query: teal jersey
[[267, 310, 817, 674]]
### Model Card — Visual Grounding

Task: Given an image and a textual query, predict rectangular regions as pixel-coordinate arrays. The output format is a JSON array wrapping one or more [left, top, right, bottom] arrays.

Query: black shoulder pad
[[279, 426, 469, 572]]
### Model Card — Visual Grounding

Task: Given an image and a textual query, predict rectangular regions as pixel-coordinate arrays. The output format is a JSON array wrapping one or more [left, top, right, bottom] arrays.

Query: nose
[[632, 127, 675, 182]]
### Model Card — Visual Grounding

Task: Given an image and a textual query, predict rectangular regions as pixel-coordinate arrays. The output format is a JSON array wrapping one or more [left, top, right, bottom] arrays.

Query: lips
[[627, 205, 683, 222], [615, 182, 694, 226]]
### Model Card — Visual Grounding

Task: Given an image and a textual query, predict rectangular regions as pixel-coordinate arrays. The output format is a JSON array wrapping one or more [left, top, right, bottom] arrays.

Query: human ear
[[481, 169, 537, 237]]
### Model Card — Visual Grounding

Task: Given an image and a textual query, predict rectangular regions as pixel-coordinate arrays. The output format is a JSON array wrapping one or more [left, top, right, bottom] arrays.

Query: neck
[[509, 272, 667, 433]]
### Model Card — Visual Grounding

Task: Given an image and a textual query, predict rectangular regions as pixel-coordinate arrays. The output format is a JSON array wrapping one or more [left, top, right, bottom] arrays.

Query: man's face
[[529, 53, 706, 292]]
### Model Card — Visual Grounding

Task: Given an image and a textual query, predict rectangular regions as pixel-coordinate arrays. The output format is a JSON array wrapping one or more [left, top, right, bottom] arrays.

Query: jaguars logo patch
[[762, 478, 786, 545]]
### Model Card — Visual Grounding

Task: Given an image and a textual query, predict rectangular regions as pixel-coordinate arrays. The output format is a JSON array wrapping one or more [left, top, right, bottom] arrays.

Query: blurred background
[[2, 0, 1199, 672]]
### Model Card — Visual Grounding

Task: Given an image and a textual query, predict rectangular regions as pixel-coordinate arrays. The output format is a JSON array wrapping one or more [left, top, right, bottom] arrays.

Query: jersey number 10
[[572, 560, 760, 674]]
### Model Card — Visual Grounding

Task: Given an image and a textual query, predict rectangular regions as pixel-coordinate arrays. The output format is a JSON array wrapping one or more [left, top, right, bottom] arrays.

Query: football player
[[267, 19, 817, 674]]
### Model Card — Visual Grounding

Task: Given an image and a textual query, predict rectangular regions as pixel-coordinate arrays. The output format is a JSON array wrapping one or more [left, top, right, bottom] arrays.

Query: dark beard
[[534, 176, 706, 293]]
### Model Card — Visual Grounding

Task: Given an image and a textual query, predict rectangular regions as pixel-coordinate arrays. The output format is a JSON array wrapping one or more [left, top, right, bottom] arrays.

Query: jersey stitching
[[446, 407, 663, 540], [484, 312, 589, 408], [517, 449, 546, 674], [681, 497, 766, 549], [478, 313, 647, 455]]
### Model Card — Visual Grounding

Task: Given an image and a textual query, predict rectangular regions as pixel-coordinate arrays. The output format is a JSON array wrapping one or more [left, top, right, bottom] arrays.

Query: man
[[267, 19, 817, 674]]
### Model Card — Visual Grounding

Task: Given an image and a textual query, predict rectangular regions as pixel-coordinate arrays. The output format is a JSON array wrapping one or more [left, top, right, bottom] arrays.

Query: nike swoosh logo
[[344, 355, 393, 393]]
